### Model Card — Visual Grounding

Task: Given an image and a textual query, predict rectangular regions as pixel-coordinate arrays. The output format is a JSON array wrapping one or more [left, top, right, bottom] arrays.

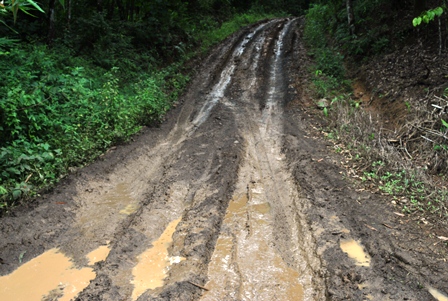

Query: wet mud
[[1, 17, 448, 301]]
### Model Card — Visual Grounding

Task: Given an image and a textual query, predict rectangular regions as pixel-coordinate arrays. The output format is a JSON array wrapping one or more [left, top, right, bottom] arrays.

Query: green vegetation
[[304, 3, 349, 99], [361, 161, 448, 216], [413, 7, 444, 27], [0, 46, 182, 208], [0, 0, 306, 210], [303, 1, 448, 222], [323, 93, 448, 219]]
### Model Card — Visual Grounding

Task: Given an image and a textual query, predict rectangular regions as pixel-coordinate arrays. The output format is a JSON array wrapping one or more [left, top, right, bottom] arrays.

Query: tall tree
[[346, 0, 355, 35], [47, 0, 56, 45]]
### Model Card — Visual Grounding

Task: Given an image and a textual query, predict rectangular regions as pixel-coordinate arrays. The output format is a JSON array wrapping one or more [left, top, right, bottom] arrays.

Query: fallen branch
[[188, 281, 209, 291], [365, 224, 377, 231], [382, 223, 394, 229]]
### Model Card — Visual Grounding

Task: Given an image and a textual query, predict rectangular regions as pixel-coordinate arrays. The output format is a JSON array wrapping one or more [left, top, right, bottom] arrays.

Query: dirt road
[[1, 18, 448, 301]]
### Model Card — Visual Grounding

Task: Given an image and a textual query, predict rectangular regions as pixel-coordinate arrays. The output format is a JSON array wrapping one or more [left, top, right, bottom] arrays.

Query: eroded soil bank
[[0, 18, 447, 301]]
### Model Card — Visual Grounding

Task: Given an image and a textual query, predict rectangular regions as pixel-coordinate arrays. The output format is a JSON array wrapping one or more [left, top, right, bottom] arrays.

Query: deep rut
[[0, 18, 324, 301]]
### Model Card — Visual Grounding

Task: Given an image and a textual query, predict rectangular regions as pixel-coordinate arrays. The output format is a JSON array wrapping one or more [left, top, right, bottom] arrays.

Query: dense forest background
[[1, 0, 447, 217]]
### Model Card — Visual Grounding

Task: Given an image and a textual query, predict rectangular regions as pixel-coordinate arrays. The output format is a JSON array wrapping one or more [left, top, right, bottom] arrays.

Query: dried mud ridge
[[1, 18, 448, 301]]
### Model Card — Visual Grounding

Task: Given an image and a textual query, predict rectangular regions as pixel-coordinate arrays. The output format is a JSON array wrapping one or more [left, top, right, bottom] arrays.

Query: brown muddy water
[[201, 191, 305, 301], [339, 239, 371, 267], [131, 217, 185, 300], [0, 245, 110, 301]]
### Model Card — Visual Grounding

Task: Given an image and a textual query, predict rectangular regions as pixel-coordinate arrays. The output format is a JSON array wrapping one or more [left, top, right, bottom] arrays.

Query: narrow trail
[[1, 17, 448, 301]]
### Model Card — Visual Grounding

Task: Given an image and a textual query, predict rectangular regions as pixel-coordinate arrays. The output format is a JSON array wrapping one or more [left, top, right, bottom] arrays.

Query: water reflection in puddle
[[120, 203, 139, 215], [202, 192, 304, 301], [428, 286, 448, 301], [102, 183, 138, 215], [79, 183, 138, 226], [131, 217, 185, 301], [340, 239, 371, 267], [0, 245, 109, 301]]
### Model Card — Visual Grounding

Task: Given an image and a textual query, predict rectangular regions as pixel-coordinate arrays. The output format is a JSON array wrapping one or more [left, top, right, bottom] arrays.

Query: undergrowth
[[304, 4, 349, 98], [303, 2, 448, 223], [0, 11, 276, 211], [327, 98, 448, 220]]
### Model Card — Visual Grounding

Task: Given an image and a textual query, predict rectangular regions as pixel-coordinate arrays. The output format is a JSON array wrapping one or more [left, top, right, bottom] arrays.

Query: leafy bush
[[0, 45, 174, 208], [314, 47, 345, 79], [304, 4, 348, 98], [303, 4, 332, 50]]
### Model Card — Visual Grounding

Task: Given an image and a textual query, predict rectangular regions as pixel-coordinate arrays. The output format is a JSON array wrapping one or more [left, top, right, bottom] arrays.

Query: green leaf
[[434, 7, 444, 16], [6, 167, 21, 175], [0, 20, 19, 34], [12, 189, 21, 200], [0, 186, 7, 195], [19, 251, 27, 263], [412, 17, 422, 27], [441, 119, 448, 129], [25, 0, 45, 13]]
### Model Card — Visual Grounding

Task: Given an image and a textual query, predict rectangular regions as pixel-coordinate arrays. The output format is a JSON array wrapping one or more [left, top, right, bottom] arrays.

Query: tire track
[[200, 19, 324, 301], [0, 18, 324, 301]]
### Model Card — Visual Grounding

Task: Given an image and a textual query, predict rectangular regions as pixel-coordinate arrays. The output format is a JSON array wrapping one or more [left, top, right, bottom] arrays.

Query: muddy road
[[1, 18, 448, 301]]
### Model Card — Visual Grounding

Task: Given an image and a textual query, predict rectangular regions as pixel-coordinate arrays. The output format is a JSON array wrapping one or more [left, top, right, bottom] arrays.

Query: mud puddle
[[339, 239, 371, 267], [131, 217, 185, 300], [0, 245, 110, 301], [86, 245, 111, 265], [202, 189, 305, 301]]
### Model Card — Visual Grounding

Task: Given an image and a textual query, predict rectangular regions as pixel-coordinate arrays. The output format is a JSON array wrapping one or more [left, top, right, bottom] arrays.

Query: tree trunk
[[107, 0, 115, 19], [67, 0, 72, 30], [116, 0, 125, 20], [97, 0, 103, 12], [346, 0, 355, 36], [47, 0, 56, 46], [438, 16, 442, 55]]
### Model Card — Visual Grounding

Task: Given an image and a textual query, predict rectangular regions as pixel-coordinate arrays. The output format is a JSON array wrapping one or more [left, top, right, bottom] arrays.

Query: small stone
[[316, 98, 329, 109]]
